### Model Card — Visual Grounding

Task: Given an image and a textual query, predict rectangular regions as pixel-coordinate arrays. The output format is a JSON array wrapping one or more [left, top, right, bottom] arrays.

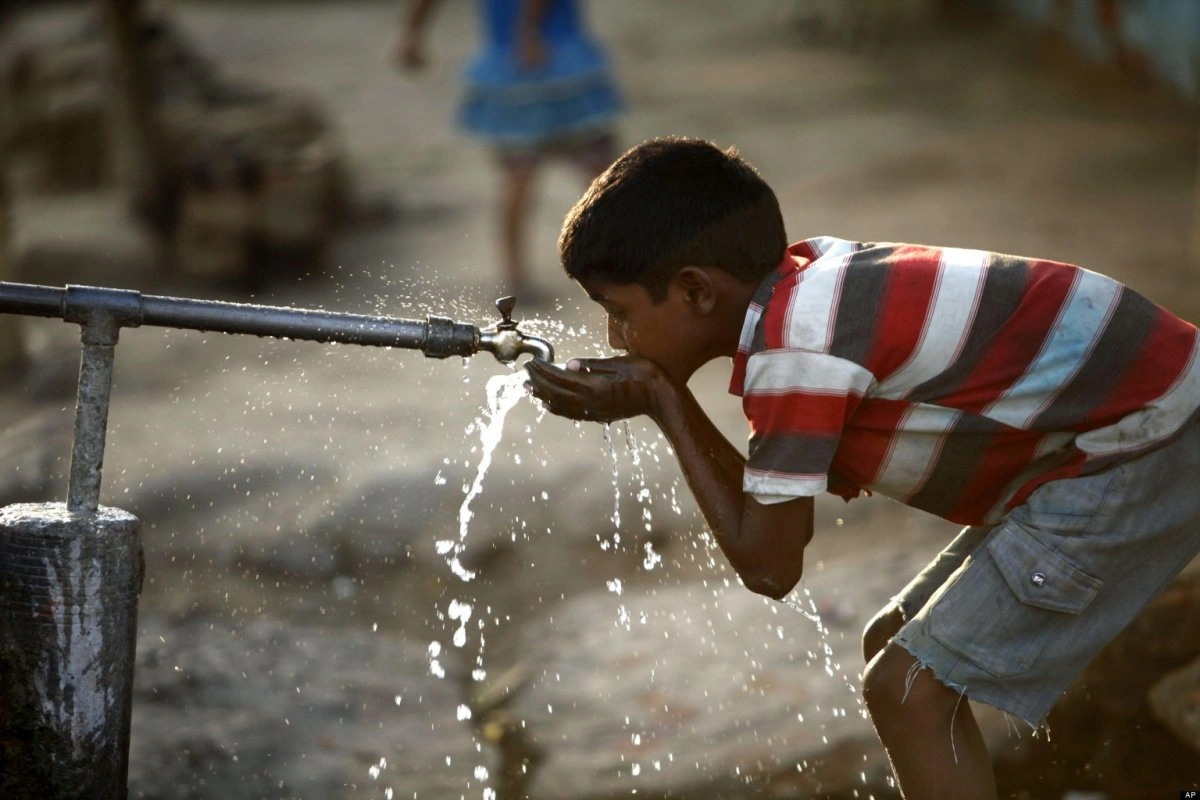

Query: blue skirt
[[458, 38, 623, 148]]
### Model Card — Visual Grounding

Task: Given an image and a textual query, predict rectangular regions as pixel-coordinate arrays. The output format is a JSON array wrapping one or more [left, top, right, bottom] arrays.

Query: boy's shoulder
[[748, 236, 1142, 359]]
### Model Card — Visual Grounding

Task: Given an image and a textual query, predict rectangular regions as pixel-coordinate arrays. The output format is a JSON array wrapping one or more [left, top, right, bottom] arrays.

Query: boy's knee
[[862, 642, 911, 718], [863, 643, 960, 730], [862, 603, 906, 663]]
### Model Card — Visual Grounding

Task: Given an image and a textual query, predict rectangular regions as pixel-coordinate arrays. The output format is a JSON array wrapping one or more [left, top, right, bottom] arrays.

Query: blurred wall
[[979, 0, 1200, 99]]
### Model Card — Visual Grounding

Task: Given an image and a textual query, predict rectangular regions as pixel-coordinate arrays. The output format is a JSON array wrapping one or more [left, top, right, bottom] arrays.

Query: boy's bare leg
[[862, 603, 905, 663], [863, 642, 997, 800], [499, 161, 537, 292]]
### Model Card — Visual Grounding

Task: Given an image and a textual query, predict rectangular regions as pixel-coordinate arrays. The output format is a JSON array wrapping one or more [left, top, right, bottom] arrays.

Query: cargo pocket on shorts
[[928, 525, 1103, 677]]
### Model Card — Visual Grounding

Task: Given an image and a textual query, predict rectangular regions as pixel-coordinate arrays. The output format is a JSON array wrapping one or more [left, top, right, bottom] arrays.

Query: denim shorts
[[891, 416, 1200, 727]]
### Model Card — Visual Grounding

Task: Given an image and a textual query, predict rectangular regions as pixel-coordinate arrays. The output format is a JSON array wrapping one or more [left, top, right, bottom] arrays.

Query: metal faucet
[[477, 296, 555, 364]]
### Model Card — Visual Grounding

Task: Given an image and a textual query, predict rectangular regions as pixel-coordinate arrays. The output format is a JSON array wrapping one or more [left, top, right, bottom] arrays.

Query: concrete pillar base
[[0, 502, 142, 800]]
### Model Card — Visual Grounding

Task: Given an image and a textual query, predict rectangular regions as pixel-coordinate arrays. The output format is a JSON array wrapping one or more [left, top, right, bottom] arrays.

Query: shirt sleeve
[[742, 348, 875, 500]]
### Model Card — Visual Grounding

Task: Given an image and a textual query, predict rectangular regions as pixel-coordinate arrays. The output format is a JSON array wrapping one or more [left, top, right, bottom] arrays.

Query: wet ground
[[3, 1, 1200, 797]]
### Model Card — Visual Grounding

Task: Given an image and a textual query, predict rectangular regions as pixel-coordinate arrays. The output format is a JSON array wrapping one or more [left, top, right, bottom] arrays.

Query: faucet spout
[[516, 334, 555, 363], [475, 295, 554, 364], [477, 328, 554, 364]]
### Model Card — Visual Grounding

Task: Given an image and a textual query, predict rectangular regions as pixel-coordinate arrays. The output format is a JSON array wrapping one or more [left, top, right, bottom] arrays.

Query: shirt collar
[[728, 248, 809, 397]]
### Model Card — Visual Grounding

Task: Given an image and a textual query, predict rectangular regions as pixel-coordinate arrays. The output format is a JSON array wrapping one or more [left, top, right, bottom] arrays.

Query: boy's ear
[[674, 266, 717, 315]]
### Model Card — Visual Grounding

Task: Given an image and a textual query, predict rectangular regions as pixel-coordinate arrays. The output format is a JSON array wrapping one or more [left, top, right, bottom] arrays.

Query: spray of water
[[780, 582, 866, 719], [435, 371, 529, 581]]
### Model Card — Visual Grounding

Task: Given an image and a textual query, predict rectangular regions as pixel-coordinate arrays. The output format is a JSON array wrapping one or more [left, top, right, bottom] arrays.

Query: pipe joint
[[64, 286, 144, 346], [424, 316, 480, 359]]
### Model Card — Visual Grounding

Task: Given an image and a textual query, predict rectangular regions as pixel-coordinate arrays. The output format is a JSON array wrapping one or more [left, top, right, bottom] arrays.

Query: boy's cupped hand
[[525, 356, 668, 423]]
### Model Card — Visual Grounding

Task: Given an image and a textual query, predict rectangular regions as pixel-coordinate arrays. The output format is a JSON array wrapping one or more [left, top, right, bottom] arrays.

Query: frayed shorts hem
[[892, 629, 1048, 729]]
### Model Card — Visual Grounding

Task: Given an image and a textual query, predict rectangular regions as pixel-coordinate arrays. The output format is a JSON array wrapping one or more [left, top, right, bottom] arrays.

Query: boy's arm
[[526, 357, 813, 599]]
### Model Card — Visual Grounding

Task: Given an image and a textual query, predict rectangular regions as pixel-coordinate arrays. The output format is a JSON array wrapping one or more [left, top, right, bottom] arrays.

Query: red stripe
[[761, 271, 799, 351], [865, 247, 940, 380], [1005, 450, 1088, 512], [729, 351, 748, 396], [944, 430, 1044, 523], [940, 263, 1077, 413], [744, 390, 861, 437], [790, 240, 824, 261], [836, 398, 913, 486]]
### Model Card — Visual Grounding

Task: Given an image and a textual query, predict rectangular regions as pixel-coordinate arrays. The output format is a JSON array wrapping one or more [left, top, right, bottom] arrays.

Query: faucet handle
[[495, 296, 517, 329]]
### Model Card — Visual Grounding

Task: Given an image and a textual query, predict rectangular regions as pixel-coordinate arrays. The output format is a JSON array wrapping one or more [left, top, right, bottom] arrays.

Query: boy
[[524, 136, 1200, 799]]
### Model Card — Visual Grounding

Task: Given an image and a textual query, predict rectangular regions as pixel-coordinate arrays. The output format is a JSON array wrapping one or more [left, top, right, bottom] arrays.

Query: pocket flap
[[987, 528, 1102, 615]]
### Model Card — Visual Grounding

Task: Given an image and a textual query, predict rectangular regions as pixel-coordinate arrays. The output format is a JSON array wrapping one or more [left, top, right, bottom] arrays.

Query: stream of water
[[435, 371, 531, 583]]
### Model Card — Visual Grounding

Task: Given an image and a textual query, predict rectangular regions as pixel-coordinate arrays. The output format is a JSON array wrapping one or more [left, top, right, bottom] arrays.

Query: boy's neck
[[713, 275, 760, 360]]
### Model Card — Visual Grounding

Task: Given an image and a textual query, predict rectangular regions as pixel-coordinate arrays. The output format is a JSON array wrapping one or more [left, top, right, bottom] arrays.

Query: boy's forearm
[[651, 381, 811, 598]]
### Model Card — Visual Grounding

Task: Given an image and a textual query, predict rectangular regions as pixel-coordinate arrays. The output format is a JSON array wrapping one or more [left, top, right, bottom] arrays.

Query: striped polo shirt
[[729, 237, 1200, 525]]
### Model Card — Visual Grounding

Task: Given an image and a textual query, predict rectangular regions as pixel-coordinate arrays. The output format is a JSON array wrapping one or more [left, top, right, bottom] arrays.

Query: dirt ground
[[3, 0, 1200, 797]]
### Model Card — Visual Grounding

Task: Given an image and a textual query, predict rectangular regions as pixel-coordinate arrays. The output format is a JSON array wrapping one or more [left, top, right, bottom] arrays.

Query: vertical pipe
[[0, 503, 142, 799], [67, 338, 116, 515]]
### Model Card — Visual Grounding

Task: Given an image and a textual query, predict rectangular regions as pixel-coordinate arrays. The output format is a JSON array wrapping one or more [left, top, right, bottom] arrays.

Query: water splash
[[602, 424, 622, 548], [427, 369, 532, 799], [436, 371, 528, 581], [781, 582, 866, 718]]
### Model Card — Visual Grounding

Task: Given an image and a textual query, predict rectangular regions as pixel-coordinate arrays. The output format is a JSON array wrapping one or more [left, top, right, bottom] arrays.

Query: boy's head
[[558, 137, 787, 302]]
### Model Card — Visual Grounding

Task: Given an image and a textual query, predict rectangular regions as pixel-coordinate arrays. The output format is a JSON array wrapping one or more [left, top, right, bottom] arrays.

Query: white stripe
[[744, 470, 826, 498], [750, 492, 797, 505], [984, 269, 1121, 430], [745, 350, 875, 396], [870, 403, 960, 500], [876, 248, 989, 399], [1078, 332, 1200, 457], [1033, 431, 1075, 461], [737, 302, 763, 353], [783, 253, 850, 351], [803, 236, 859, 259]]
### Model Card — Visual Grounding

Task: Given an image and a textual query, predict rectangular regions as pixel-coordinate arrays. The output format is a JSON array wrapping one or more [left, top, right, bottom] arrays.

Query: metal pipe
[[67, 340, 116, 516], [138, 294, 475, 353], [0, 281, 65, 318], [60, 287, 137, 516], [0, 281, 553, 363]]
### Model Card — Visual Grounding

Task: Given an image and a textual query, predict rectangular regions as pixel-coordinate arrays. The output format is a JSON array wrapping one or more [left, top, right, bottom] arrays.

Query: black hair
[[558, 136, 787, 302]]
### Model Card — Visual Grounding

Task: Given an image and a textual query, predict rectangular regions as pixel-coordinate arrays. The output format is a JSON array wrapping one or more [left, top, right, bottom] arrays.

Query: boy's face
[[582, 277, 708, 382]]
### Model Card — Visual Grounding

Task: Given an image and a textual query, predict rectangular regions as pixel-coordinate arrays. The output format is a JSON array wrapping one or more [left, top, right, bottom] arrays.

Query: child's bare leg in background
[[863, 642, 998, 800], [499, 135, 614, 298], [499, 158, 538, 294]]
